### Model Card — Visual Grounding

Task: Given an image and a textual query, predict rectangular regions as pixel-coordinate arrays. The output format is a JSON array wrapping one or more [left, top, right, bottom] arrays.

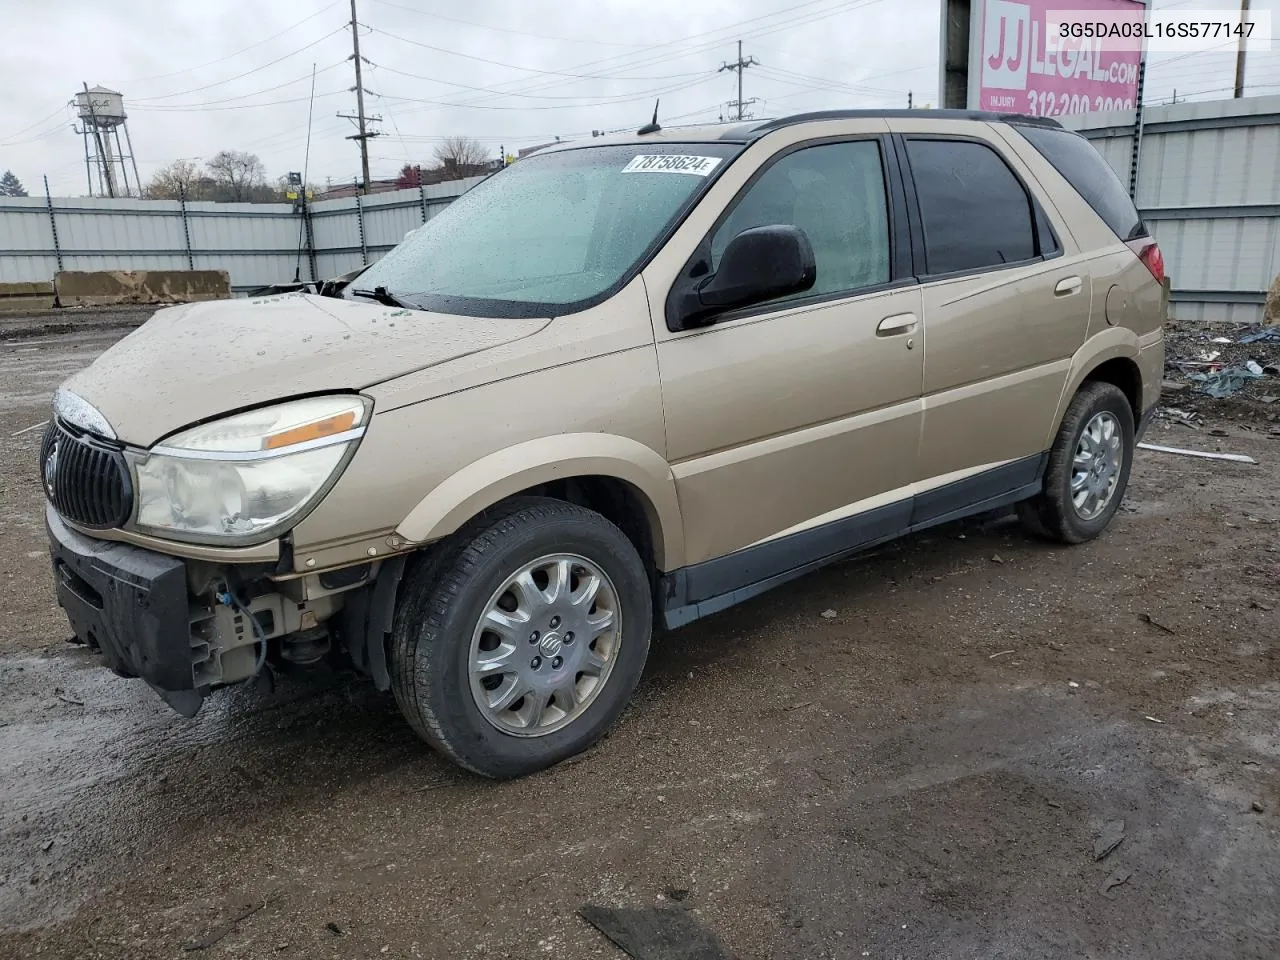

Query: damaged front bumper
[[46, 504, 204, 713], [46, 504, 402, 717]]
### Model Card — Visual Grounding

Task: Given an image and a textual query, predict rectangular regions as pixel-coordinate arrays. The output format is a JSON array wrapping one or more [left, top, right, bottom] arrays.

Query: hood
[[61, 293, 549, 446]]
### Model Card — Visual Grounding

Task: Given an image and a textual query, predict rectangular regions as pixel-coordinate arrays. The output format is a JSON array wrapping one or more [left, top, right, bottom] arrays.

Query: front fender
[[395, 433, 686, 571]]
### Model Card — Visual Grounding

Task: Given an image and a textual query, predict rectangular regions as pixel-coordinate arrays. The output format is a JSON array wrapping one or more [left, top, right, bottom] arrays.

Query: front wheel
[[390, 498, 652, 779], [1018, 381, 1135, 544]]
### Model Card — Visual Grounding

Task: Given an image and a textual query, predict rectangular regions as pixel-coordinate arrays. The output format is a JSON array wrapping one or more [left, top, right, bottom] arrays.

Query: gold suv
[[42, 109, 1166, 778]]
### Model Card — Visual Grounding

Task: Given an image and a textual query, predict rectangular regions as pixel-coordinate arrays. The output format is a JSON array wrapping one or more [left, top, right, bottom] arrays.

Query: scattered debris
[[1068, 681, 1080, 689], [9, 420, 48, 438], [1138, 443, 1257, 465], [665, 888, 691, 902], [1159, 407, 1203, 429], [54, 690, 84, 707], [579, 904, 734, 960], [1239, 327, 1280, 345], [989, 650, 1016, 660], [1046, 799, 1063, 809], [326, 922, 344, 936], [1144, 716, 1165, 724], [40, 840, 53, 852], [1253, 802, 1266, 814], [1211, 336, 1233, 345], [1094, 820, 1127, 861], [1101, 870, 1134, 897], [820, 609, 838, 619], [1209, 428, 1229, 437], [1048, 641, 1066, 652], [990, 553, 1005, 564], [1139, 613, 1177, 636], [183, 901, 267, 952], [1186, 365, 1265, 397], [1250, 600, 1275, 611]]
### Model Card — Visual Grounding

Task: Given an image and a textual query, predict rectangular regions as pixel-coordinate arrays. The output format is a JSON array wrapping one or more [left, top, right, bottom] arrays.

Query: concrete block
[[1266, 273, 1280, 327], [54, 270, 230, 307], [0, 280, 56, 313]]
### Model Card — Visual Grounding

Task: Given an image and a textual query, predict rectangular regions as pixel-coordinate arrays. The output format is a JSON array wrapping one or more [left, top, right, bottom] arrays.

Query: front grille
[[40, 421, 133, 530]]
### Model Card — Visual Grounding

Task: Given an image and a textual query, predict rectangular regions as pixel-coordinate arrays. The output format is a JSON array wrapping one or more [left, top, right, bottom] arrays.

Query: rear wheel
[[390, 498, 652, 779], [1018, 381, 1134, 544]]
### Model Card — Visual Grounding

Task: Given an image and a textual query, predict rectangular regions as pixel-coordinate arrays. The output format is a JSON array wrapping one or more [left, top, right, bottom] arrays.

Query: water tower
[[73, 84, 141, 198]]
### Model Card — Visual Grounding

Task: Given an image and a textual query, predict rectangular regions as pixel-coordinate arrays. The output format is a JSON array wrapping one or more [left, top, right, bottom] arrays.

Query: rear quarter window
[[1014, 124, 1146, 242]]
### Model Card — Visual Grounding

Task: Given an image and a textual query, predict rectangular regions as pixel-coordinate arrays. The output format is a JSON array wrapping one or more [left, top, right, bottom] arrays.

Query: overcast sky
[[2, 0, 1278, 196]]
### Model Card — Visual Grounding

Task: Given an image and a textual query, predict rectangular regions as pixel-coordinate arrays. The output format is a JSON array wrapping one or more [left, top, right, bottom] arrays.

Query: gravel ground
[[1, 325, 1279, 960], [0, 306, 153, 342]]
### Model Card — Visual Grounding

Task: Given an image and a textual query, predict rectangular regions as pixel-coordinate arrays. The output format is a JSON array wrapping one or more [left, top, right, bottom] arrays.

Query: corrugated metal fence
[[0, 178, 482, 294], [1063, 94, 1280, 324], [2, 95, 1278, 319]]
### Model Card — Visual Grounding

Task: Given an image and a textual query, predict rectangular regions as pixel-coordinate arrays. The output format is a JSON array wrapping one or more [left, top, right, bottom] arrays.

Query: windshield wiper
[[351, 285, 416, 309]]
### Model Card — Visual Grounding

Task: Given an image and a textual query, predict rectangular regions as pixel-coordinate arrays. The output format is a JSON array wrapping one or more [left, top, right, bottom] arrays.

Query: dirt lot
[[1, 323, 1279, 960]]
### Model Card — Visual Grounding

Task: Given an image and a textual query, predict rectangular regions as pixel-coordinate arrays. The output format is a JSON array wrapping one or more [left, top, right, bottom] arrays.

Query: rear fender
[[1045, 327, 1142, 448]]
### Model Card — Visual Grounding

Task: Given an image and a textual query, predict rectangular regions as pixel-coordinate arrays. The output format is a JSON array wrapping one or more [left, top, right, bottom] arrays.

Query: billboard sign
[[967, 0, 1146, 118]]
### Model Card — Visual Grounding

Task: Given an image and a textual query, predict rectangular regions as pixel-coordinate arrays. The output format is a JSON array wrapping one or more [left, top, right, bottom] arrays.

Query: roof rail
[[738, 109, 1064, 140]]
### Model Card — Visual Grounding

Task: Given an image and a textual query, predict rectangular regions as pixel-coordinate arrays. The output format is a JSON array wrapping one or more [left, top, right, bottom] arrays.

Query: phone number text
[[1023, 91, 1135, 117]]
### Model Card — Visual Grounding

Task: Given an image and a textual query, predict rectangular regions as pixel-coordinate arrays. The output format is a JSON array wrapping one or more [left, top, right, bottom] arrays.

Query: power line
[[129, 90, 348, 113], [118, 2, 344, 87], [370, 24, 717, 82], [127, 62, 347, 110], [376, 75, 714, 116], [0, 102, 71, 145], [130, 26, 348, 102], [366, 0, 647, 48], [366, 60, 711, 95], [755, 64, 912, 96], [399, 0, 881, 117]]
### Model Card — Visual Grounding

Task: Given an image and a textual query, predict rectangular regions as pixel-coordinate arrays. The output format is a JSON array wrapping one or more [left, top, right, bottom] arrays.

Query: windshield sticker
[[621, 155, 722, 176]]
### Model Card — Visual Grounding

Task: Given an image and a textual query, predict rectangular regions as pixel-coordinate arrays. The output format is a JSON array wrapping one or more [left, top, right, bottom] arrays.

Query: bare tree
[[205, 150, 266, 201], [432, 137, 490, 179], [146, 158, 201, 200]]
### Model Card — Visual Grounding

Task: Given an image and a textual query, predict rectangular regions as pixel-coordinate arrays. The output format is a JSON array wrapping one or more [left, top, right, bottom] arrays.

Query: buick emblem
[[43, 439, 59, 498]]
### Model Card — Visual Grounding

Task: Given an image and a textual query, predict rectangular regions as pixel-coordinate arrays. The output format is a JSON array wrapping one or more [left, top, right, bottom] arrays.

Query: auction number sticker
[[622, 155, 722, 176]]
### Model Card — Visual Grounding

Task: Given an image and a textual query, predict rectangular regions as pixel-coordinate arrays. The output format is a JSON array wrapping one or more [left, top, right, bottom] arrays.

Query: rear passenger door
[[888, 121, 1089, 518]]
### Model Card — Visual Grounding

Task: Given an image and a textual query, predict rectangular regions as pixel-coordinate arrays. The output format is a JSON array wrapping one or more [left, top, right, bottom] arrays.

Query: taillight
[[1127, 238, 1165, 285]]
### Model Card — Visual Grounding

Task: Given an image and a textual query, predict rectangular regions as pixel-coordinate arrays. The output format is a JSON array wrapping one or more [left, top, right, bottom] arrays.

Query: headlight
[[135, 395, 370, 543]]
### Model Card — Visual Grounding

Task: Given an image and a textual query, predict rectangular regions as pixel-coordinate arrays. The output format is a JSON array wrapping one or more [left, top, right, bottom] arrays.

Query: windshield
[[347, 143, 740, 317]]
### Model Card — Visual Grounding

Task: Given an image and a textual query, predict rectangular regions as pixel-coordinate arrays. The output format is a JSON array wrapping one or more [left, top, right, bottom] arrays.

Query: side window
[[710, 140, 891, 301], [905, 139, 1037, 275]]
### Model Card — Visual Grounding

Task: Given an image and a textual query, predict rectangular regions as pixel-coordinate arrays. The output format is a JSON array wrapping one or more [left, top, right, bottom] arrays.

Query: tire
[[1018, 381, 1135, 545], [390, 497, 652, 779]]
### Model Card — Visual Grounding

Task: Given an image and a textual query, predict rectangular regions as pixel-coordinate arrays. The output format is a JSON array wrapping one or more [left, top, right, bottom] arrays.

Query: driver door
[[651, 136, 925, 575]]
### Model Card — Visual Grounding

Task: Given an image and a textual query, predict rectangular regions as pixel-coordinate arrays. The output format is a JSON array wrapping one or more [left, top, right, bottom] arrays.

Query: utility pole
[[338, 0, 381, 193], [719, 41, 759, 121], [1234, 0, 1251, 98]]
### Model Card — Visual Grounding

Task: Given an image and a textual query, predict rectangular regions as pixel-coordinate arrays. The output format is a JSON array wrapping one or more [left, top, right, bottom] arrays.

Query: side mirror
[[672, 225, 816, 329]]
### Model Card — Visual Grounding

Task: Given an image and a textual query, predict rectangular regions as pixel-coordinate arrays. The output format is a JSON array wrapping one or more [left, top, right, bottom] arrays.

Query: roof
[[534, 109, 1064, 154]]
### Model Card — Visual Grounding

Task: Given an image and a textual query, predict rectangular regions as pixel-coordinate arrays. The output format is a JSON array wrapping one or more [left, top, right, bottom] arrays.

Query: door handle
[[1054, 276, 1083, 297], [877, 313, 918, 336]]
